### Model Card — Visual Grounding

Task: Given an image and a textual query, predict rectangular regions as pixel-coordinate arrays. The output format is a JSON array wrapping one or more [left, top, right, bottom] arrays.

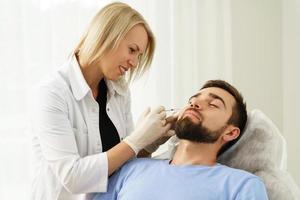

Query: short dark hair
[[201, 80, 247, 156]]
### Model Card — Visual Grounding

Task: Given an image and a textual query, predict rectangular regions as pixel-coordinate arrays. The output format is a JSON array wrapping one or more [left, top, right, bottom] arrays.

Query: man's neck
[[170, 140, 218, 166]]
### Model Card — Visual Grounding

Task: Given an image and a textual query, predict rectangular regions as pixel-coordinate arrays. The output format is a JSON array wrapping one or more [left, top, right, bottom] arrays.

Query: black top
[[96, 79, 120, 152]]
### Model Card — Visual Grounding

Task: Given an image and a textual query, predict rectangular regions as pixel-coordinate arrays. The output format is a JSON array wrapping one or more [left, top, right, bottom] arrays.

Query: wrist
[[123, 137, 140, 155]]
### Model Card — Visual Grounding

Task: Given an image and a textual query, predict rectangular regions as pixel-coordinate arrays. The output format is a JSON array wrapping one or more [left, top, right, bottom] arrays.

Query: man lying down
[[93, 80, 269, 200]]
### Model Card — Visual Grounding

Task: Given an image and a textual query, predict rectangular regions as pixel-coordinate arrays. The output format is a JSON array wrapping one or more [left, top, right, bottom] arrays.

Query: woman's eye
[[129, 47, 136, 53]]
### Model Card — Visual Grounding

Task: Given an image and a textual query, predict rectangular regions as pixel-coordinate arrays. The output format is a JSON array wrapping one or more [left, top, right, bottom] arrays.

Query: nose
[[189, 101, 202, 110], [128, 55, 139, 68]]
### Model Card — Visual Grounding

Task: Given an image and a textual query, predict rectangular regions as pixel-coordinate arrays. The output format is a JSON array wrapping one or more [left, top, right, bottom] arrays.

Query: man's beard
[[175, 117, 226, 143]]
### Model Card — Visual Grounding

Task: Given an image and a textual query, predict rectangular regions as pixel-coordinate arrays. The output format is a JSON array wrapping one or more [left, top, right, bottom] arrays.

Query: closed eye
[[209, 104, 219, 108]]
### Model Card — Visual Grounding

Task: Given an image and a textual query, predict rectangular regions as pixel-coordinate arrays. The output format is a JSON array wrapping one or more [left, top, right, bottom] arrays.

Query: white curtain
[[1, 0, 299, 199], [0, 0, 113, 199]]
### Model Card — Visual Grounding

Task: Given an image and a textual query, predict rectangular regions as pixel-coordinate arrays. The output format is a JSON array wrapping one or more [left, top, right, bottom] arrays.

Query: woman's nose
[[128, 56, 139, 68]]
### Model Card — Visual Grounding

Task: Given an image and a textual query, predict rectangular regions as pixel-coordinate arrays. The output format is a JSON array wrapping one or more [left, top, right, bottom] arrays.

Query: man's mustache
[[183, 107, 203, 120], [165, 107, 203, 130]]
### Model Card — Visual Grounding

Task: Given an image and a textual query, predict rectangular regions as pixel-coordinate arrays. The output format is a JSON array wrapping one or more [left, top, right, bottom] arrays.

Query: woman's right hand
[[123, 106, 171, 155]]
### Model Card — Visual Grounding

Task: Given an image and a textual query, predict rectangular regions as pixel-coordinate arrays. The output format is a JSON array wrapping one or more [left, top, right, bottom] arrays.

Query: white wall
[[230, 0, 300, 186], [283, 0, 300, 188], [231, 0, 282, 130]]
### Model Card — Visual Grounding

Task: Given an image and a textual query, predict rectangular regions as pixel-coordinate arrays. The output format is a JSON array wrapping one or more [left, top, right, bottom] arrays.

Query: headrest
[[218, 109, 286, 170], [218, 109, 300, 200]]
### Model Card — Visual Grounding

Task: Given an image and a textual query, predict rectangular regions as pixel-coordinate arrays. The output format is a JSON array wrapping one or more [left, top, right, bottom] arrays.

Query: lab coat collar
[[68, 55, 127, 101], [68, 55, 90, 101], [106, 78, 128, 97]]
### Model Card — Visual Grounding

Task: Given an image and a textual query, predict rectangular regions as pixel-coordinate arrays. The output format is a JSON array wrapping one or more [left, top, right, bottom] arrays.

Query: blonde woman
[[31, 2, 171, 200]]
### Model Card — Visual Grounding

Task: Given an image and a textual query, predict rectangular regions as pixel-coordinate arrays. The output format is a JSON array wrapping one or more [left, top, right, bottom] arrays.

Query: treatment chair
[[217, 109, 300, 200]]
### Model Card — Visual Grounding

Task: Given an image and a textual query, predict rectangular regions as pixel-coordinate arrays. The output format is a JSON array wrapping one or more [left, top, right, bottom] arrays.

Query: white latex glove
[[123, 106, 171, 155], [144, 129, 175, 153], [144, 115, 178, 153]]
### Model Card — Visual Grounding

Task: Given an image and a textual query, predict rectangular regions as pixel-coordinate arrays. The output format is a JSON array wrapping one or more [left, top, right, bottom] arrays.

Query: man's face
[[175, 87, 236, 143]]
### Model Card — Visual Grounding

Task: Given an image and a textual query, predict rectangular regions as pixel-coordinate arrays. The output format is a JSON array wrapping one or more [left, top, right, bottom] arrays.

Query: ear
[[222, 125, 240, 142]]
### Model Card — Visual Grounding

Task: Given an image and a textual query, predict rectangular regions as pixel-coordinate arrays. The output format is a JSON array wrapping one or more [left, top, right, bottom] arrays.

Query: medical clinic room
[[1, 0, 300, 199]]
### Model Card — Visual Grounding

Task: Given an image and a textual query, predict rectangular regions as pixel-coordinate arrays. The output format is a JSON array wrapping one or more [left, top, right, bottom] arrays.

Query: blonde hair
[[74, 2, 155, 83]]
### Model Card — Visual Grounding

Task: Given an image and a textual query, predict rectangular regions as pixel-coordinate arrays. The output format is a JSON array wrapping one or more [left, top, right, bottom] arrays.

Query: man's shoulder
[[217, 164, 261, 180], [216, 165, 267, 192]]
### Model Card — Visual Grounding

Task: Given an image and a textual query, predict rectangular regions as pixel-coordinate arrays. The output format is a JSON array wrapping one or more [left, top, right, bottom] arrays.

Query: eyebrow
[[189, 92, 227, 109]]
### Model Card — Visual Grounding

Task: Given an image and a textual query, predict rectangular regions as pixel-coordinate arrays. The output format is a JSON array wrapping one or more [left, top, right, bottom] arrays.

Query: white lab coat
[[30, 56, 134, 200]]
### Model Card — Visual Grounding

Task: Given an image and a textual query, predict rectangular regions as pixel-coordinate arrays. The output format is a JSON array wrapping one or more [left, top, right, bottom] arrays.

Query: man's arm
[[236, 178, 269, 199]]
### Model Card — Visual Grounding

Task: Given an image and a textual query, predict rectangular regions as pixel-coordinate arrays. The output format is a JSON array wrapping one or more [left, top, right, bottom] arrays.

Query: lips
[[183, 109, 201, 121], [119, 65, 128, 75]]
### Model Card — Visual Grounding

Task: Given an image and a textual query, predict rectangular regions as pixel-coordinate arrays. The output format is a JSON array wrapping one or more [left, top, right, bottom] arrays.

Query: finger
[[166, 129, 175, 137], [151, 105, 165, 114], [175, 107, 185, 120], [160, 124, 173, 139], [166, 116, 177, 130], [161, 119, 167, 126], [162, 122, 171, 131], [166, 115, 177, 123], [158, 111, 167, 120], [173, 111, 180, 118]]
